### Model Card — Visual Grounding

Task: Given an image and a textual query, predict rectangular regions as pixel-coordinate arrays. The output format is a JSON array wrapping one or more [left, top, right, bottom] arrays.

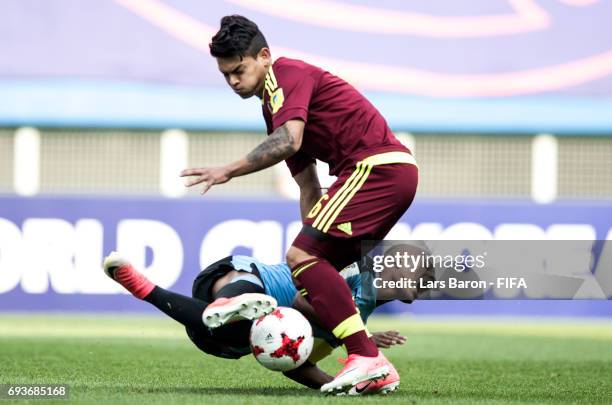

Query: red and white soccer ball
[[250, 307, 314, 372]]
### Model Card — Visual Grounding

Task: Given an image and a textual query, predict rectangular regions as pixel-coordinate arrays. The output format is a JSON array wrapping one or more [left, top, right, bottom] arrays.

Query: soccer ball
[[249, 306, 314, 372]]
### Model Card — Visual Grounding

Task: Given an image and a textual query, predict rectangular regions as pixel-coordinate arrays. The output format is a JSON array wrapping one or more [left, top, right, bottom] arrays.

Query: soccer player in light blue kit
[[103, 252, 412, 392]]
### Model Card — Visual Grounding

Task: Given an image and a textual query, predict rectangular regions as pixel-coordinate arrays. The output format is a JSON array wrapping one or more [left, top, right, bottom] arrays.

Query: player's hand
[[180, 166, 231, 194], [371, 330, 406, 348]]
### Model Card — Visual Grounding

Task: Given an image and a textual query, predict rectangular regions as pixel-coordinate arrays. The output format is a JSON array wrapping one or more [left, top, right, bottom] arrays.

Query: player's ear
[[258, 47, 271, 65]]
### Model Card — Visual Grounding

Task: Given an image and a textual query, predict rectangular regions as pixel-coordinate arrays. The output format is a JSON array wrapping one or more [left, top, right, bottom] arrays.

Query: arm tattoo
[[246, 125, 296, 169]]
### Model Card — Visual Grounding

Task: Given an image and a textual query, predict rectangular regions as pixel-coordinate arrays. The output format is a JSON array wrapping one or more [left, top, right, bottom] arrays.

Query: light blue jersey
[[230, 255, 296, 307]]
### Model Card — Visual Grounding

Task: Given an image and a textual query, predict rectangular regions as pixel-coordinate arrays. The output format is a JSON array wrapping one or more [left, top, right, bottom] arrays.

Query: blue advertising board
[[1, 196, 611, 316]]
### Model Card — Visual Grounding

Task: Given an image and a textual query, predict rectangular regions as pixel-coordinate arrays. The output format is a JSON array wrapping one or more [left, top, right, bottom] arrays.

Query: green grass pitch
[[1, 314, 611, 404]]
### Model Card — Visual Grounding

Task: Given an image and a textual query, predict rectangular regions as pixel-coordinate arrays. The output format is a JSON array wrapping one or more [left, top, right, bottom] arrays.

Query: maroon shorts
[[291, 151, 418, 269]]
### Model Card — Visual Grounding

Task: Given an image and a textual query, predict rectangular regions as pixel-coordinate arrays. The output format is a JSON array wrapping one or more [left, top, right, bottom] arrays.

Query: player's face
[[216, 49, 270, 99]]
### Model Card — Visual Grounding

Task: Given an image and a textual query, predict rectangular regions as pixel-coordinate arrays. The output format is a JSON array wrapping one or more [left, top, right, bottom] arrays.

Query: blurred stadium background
[[1, 1, 612, 402], [1, 0, 611, 312]]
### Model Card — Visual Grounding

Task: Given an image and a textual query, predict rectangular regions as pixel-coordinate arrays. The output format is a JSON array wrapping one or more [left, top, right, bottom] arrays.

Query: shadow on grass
[[139, 386, 320, 397]]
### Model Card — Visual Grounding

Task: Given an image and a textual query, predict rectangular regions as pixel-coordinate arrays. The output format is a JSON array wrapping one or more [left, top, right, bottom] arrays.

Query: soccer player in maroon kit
[[181, 15, 418, 395]]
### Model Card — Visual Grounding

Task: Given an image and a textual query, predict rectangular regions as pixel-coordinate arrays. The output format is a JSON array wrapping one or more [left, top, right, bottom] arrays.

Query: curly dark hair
[[209, 15, 268, 59]]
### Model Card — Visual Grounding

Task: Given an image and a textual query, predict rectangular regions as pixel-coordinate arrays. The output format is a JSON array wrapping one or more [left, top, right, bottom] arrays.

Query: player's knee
[[286, 246, 316, 269]]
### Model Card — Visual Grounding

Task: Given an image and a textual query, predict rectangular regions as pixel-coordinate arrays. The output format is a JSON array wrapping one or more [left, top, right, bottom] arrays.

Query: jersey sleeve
[[285, 150, 315, 177], [266, 64, 316, 131]]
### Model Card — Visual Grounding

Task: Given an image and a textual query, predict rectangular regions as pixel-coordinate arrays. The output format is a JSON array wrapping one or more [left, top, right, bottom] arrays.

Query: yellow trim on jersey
[[312, 151, 417, 233], [322, 163, 372, 232], [262, 61, 278, 100], [267, 66, 278, 89], [291, 261, 318, 279], [264, 78, 275, 94], [315, 163, 368, 233], [263, 67, 285, 114], [332, 313, 366, 340], [299, 288, 308, 297], [264, 77, 276, 100], [312, 163, 365, 229], [362, 151, 418, 167]]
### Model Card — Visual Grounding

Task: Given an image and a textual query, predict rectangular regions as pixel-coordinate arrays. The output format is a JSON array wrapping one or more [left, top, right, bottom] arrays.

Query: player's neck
[[255, 72, 269, 100], [257, 60, 277, 99], [256, 82, 265, 100]]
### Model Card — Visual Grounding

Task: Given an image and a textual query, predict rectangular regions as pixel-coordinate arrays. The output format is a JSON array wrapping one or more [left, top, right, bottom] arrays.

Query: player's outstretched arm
[[282, 361, 333, 389], [180, 120, 304, 194]]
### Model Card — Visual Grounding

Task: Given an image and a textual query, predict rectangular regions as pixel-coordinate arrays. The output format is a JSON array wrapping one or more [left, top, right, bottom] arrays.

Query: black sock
[[144, 277, 265, 350], [144, 286, 209, 334]]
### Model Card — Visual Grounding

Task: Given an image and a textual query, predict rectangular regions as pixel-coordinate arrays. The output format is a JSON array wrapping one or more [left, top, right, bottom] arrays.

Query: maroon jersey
[[262, 57, 409, 177]]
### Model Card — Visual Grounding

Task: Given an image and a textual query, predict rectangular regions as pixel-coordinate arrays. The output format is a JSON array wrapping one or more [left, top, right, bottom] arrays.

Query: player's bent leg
[[290, 255, 377, 355], [104, 251, 212, 334], [202, 293, 277, 328], [288, 239, 388, 395], [285, 246, 317, 269]]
